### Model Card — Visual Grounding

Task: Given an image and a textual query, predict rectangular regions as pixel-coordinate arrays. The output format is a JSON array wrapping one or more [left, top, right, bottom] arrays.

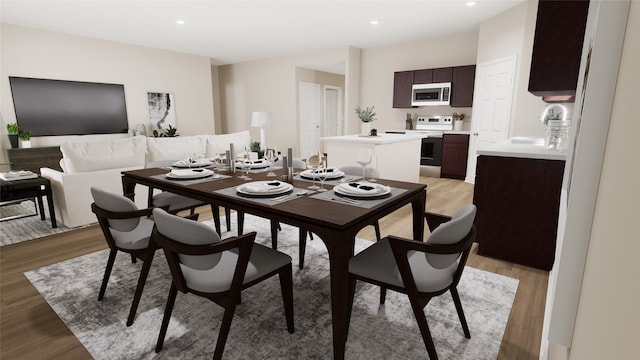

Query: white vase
[[361, 122, 371, 135], [20, 140, 32, 148]]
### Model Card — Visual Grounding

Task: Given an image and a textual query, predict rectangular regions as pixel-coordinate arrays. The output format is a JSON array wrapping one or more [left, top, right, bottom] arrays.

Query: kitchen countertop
[[321, 133, 423, 144], [385, 129, 471, 136], [477, 137, 567, 161]]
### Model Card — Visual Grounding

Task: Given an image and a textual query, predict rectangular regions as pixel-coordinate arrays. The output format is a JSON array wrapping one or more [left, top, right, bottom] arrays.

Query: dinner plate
[[172, 159, 213, 168], [166, 168, 214, 180], [234, 159, 270, 170], [236, 181, 293, 198], [334, 182, 391, 199], [299, 168, 345, 180]]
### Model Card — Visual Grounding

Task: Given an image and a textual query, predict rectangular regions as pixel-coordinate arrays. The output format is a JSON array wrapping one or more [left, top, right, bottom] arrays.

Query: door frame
[[323, 85, 343, 142]]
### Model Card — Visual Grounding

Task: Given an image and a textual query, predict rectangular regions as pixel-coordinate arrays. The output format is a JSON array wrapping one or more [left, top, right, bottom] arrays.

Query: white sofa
[[40, 131, 251, 228]]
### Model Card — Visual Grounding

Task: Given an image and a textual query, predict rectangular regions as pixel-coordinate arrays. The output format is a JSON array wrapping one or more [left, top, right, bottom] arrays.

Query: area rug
[[0, 199, 72, 246], [25, 214, 519, 359]]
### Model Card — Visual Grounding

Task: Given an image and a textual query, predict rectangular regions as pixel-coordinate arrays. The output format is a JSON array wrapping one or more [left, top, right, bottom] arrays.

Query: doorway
[[323, 85, 343, 140], [298, 82, 321, 159]]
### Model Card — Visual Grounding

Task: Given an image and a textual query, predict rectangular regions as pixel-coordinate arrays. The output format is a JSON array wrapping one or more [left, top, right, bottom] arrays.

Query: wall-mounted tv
[[9, 77, 129, 136]]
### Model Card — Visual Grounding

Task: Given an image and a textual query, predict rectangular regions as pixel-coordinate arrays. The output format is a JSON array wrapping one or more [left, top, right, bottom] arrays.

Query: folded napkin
[[169, 169, 210, 178], [337, 182, 387, 195], [312, 167, 337, 174], [173, 158, 210, 167], [242, 181, 284, 193]]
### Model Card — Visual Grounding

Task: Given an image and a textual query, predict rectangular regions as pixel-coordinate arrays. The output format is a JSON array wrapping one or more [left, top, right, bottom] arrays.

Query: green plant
[[6, 123, 19, 134], [18, 130, 31, 140], [355, 106, 376, 123], [250, 140, 260, 149], [153, 125, 179, 137]]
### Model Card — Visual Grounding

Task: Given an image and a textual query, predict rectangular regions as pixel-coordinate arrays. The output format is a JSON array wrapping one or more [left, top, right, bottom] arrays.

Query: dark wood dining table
[[121, 166, 426, 359]]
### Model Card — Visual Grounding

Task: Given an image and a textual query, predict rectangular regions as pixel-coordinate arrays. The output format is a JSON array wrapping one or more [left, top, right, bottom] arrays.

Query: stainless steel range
[[416, 116, 453, 170]]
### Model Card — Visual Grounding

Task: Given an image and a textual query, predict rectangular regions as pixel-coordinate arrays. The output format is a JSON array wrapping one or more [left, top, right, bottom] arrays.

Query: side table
[[0, 176, 57, 228]]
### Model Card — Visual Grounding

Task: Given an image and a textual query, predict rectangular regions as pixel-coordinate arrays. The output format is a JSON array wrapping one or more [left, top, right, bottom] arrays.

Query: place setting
[[310, 180, 406, 208], [216, 180, 311, 205]]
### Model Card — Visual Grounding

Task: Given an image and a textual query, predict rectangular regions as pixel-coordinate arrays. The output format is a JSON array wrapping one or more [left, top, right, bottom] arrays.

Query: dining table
[[121, 164, 426, 359]]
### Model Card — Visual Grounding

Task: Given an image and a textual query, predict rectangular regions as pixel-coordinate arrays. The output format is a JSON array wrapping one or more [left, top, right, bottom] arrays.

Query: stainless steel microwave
[[411, 82, 451, 106]]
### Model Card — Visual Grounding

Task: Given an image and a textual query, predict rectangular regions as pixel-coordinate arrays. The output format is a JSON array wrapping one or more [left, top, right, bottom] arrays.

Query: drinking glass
[[239, 147, 252, 180], [306, 154, 321, 190], [355, 149, 371, 181], [265, 147, 278, 177], [368, 151, 377, 182], [317, 165, 328, 192]]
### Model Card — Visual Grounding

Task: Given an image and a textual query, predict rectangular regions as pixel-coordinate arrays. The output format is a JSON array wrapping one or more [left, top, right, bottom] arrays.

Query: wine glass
[[306, 154, 321, 190], [239, 147, 252, 180], [316, 164, 328, 192], [355, 149, 371, 181], [265, 147, 278, 177], [368, 150, 377, 182]]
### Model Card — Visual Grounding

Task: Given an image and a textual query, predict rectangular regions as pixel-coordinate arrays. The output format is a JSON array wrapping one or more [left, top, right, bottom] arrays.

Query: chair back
[[152, 208, 223, 270], [91, 187, 140, 232], [339, 165, 378, 178], [425, 204, 476, 269]]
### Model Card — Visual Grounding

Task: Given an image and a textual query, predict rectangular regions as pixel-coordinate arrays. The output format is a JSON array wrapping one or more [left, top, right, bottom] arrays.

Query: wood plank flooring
[[0, 177, 548, 359]]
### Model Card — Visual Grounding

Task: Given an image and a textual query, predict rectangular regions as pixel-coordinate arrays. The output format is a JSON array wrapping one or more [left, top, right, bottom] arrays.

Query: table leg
[[36, 195, 46, 220], [411, 190, 426, 241], [44, 184, 57, 228]]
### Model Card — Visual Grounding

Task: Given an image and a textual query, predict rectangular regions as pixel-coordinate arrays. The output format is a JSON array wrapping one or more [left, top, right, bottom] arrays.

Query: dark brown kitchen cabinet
[[473, 155, 565, 270], [414, 67, 453, 84], [441, 133, 469, 180], [451, 65, 476, 107], [528, 0, 590, 98], [393, 71, 415, 108]]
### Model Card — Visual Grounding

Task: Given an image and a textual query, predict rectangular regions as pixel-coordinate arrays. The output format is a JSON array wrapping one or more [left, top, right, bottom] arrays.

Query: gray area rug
[[0, 199, 72, 246], [25, 214, 519, 359]]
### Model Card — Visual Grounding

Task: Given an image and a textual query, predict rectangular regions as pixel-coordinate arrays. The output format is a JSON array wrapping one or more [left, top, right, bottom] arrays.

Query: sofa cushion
[[60, 136, 147, 173], [146, 135, 206, 163], [204, 131, 252, 158]]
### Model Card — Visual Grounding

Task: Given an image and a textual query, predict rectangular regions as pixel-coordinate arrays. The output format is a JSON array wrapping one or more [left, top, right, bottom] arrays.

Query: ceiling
[[1, 0, 525, 73]]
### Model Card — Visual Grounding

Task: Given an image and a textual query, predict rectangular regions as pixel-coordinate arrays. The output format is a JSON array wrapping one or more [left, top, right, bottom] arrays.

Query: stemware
[[265, 147, 278, 177], [306, 154, 321, 190], [368, 150, 378, 182], [355, 149, 372, 181], [239, 147, 252, 180], [317, 165, 328, 192]]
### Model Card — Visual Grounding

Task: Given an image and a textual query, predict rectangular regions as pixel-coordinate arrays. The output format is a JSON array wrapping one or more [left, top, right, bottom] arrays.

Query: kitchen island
[[321, 133, 422, 182]]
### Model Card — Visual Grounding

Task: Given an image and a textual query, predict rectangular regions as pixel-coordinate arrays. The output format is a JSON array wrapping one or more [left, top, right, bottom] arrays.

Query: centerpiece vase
[[361, 122, 371, 135]]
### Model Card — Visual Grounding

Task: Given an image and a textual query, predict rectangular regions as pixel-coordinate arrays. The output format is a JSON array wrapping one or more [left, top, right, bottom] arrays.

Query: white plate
[[235, 159, 270, 169], [334, 182, 391, 198], [299, 168, 345, 180], [172, 159, 213, 168], [166, 168, 214, 180], [237, 181, 293, 196]]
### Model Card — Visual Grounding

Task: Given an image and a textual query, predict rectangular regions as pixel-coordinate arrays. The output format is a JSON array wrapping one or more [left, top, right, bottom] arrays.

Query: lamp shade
[[251, 112, 272, 128]]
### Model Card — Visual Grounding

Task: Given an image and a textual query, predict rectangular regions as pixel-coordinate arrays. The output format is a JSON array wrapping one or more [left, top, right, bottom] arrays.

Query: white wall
[[0, 24, 215, 164], [359, 32, 478, 132]]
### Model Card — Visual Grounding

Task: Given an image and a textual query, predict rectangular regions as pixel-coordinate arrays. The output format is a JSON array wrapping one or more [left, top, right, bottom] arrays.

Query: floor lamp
[[251, 112, 272, 151]]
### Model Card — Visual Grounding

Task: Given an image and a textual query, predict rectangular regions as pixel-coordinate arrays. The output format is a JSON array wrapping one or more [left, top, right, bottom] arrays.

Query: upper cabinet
[[393, 65, 475, 108], [528, 0, 590, 100], [451, 65, 476, 107]]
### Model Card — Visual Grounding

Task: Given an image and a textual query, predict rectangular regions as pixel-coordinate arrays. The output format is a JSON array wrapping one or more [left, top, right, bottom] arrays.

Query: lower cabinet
[[441, 134, 469, 180], [473, 155, 565, 271]]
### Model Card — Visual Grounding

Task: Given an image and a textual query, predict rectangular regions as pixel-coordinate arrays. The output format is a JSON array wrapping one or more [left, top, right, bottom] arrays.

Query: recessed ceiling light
[[370, 20, 379, 25], [466, 1, 477, 6], [176, 20, 185, 25]]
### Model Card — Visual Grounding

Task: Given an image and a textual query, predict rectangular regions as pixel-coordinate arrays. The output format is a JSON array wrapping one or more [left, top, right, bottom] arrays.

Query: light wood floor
[[0, 177, 548, 359]]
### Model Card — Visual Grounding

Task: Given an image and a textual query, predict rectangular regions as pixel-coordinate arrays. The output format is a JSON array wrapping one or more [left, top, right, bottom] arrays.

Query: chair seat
[[181, 243, 292, 293], [152, 192, 205, 212], [349, 238, 457, 293], [110, 218, 154, 250]]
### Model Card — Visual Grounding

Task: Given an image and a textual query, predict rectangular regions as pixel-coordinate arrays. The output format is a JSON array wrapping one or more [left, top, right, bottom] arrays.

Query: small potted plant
[[18, 130, 31, 148], [6, 123, 19, 148], [250, 140, 263, 158], [355, 105, 376, 135]]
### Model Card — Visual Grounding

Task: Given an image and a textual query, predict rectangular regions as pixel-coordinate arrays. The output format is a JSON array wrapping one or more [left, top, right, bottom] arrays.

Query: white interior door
[[298, 82, 321, 159], [465, 55, 517, 183], [323, 86, 342, 142]]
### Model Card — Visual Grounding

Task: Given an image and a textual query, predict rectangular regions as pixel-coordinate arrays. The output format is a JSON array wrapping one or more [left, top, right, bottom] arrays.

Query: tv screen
[[9, 77, 129, 136]]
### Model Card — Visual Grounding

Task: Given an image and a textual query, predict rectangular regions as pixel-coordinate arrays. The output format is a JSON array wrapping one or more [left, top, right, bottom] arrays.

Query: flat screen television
[[9, 77, 129, 136]]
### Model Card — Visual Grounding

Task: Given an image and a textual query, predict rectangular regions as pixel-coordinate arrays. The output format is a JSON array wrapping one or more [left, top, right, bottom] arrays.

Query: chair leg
[[374, 221, 381, 242], [210, 204, 222, 235], [213, 301, 239, 360], [127, 246, 156, 326], [237, 211, 244, 236], [130, 253, 137, 263], [379, 286, 387, 304], [155, 283, 178, 353], [450, 287, 471, 338], [279, 264, 295, 333], [98, 249, 117, 301], [298, 228, 307, 269], [270, 220, 279, 249], [409, 297, 439, 360], [224, 207, 231, 231]]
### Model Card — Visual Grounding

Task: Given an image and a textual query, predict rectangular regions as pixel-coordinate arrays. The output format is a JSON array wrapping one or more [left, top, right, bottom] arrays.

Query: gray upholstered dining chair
[[90, 186, 170, 327], [346, 204, 477, 360], [151, 208, 294, 360]]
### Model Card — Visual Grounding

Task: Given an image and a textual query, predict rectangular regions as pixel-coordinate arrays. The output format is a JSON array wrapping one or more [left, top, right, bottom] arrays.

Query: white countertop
[[477, 137, 567, 161], [385, 129, 471, 136], [321, 133, 423, 144]]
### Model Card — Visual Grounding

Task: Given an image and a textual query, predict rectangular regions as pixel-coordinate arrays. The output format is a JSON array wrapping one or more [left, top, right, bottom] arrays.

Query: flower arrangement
[[355, 106, 376, 123]]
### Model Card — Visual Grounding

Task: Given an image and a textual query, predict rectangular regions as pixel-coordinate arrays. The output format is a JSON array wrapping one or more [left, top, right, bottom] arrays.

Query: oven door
[[420, 137, 443, 166]]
